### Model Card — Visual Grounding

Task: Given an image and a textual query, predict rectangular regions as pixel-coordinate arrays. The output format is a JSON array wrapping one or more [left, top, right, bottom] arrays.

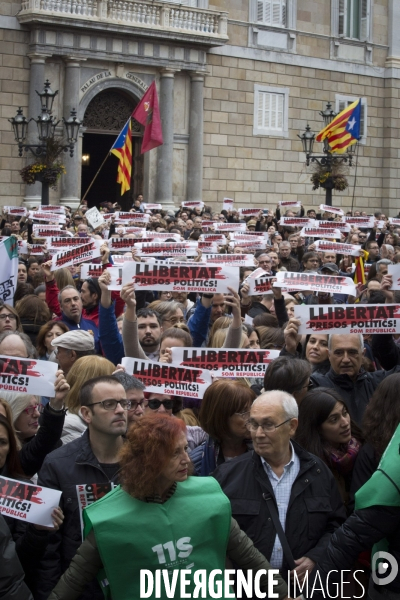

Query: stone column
[[60, 58, 83, 209], [155, 69, 177, 208], [187, 72, 204, 202], [23, 54, 50, 207]]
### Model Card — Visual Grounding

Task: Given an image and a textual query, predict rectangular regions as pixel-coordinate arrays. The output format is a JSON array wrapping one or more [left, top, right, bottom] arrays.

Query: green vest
[[355, 424, 400, 556], [83, 476, 231, 600]]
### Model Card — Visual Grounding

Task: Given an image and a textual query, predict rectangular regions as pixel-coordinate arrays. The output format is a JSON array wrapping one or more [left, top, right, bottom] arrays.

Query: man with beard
[[136, 308, 163, 360]]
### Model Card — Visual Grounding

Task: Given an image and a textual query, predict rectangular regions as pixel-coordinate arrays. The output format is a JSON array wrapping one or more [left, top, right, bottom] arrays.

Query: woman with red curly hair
[[49, 413, 289, 600]]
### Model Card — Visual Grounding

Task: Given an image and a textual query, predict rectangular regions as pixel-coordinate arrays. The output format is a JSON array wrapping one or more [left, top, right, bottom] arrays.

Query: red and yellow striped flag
[[316, 99, 361, 155], [354, 250, 369, 286], [111, 119, 132, 195]]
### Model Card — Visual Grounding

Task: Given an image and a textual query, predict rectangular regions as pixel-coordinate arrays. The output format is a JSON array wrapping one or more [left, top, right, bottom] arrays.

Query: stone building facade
[[0, 0, 399, 212]]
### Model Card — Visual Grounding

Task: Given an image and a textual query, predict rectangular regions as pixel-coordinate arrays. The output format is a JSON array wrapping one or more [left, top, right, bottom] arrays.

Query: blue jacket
[[187, 298, 211, 347], [58, 313, 100, 354], [99, 302, 124, 365]]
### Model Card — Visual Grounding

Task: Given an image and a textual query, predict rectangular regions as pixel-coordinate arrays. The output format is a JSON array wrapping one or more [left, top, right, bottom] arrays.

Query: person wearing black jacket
[[213, 391, 346, 583], [0, 513, 33, 600]]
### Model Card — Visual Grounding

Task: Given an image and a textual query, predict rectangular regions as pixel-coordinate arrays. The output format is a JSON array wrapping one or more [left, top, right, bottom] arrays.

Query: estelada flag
[[132, 81, 163, 153], [316, 99, 361, 154], [110, 119, 132, 195]]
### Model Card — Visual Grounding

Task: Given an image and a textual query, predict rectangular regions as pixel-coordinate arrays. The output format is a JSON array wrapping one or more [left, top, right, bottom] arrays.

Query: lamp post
[[298, 102, 357, 206], [9, 80, 81, 205]]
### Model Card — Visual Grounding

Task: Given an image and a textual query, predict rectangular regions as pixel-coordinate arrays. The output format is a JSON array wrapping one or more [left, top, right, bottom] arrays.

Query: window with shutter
[[254, 86, 288, 136], [337, 0, 370, 40], [257, 0, 286, 26], [335, 96, 367, 142]]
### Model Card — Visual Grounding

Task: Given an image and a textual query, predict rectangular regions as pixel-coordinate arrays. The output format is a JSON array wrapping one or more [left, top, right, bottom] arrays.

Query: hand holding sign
[[283, 318, 302, 355], [34, 506, 64, 531], [52, 370, 70, 409]]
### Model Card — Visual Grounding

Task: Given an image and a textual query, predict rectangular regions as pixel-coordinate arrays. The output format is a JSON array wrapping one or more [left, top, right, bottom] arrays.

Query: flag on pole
[[111, 119, 132, 195], [0, 237, 18, 305], [316, 99, 361, 154], [132, 81, 163, 154]]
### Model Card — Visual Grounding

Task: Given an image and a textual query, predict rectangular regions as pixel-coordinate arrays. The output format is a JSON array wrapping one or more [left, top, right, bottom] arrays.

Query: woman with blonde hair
[[54, 267, 76, 291], [62, 355, 116, 444]]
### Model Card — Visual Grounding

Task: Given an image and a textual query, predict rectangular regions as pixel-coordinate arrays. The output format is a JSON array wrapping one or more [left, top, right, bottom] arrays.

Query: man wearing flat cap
[[51, 330, 95, 376]]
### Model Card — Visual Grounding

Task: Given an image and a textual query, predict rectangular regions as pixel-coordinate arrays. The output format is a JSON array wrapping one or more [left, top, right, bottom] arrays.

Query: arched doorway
[[81, 89, 143, 210]]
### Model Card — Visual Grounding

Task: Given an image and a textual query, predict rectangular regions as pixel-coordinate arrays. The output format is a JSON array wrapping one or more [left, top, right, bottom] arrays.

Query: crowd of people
[[1, 198, 400, 600]]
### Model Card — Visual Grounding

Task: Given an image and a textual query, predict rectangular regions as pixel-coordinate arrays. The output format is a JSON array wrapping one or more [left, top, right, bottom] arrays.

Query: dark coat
[[314, 505, 400, 595], [35, 430, 121, 600], [310, 366, 400, 426], [0, 514, 33, 600], [20, 403, 65, 477], [213, 441, 346, 578]]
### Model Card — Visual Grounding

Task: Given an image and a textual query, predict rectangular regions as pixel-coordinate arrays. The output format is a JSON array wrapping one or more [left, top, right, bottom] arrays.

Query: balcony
[[18, 0, 229, 46]]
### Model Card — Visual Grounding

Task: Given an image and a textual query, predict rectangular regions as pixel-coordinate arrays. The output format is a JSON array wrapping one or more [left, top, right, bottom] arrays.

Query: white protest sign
[[279, 200, 301, 208], [318, 221, 351, 233], [389, 218, 400, 226], [238, 208, 261, 217], [171, 348, 280, 378], [118, 227, 147, 237], [144, 232, 181, 242], [0, 476, 61, 527], [213, 222, 247, 232], [114, 211, 150, 224], [38, 205, 66, 214], [197, 242, 218, 253], [279, 217, 316, 227], [122, 261, 239, 293], [244, 314, 253, 325], [344, 216, 375, 228], [274, 271, 356, 295], [202, 254, 255, 267], [0, 355, 58, 396], [314, 240, 362, 256], [85, 207, 104, 230], [223, 198, 234, 211], [51, 239, 101, 270], [4, 206, 27, 216], [294, 304, 400, 335], [143, 203, 162, 211], [46, 237, 92, 250], [229, 239, 267, 251], [29, 211, 66, 223], [388, 264, 400, 290], [199, 234, 227, 243], [181, 201, 204, 210], [80, 264, 104, 279], [300, 227, 342, 239], [17, 240, 28, 255], [134, 242, 198, 257], [247, 273, 274, 295], [112, 254, 134, 265], [105, 266, 122, 290], [32, 225, 72, 237], [108, 238, 138, 252], [122, 358, 212, 399], [319, 204, 344, 216]]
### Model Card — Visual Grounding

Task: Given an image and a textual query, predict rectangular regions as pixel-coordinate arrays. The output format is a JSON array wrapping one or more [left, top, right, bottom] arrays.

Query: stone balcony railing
[[18, 0, 228, 45]]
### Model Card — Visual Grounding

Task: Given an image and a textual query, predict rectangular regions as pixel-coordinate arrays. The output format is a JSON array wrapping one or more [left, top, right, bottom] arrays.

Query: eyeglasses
[[23, 403, 42, 415], [148, 399, 174, 410], [0, 314, 16, 321], [128, 400, 145, 411], [86, 399, 131, 410], [246, 418, 292, 434], [234, 410, 250, 421], [302, 380, 314, 391]]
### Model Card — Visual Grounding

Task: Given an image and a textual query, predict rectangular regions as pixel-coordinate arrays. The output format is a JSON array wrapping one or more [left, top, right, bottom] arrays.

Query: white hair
[[328, 333, 363, 353], [254, 390, 298, 419], [0, 392, 38, 426]]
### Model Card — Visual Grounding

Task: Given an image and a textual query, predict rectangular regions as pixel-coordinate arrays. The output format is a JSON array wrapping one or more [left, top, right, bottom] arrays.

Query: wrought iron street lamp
[[9, 80, 81, 205], [298, 102, 357, 206]]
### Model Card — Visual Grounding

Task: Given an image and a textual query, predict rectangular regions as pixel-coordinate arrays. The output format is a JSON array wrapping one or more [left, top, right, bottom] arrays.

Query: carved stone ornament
[[83, 90, 141, 132]]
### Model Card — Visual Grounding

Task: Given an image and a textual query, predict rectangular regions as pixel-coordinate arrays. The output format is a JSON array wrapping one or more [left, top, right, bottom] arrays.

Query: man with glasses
[[214, 390, 345, 586], [36, 376, 129, 600]]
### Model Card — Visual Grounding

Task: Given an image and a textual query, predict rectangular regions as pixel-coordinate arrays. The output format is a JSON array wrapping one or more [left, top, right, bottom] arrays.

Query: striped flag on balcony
[[111, 118, 132, 195]]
